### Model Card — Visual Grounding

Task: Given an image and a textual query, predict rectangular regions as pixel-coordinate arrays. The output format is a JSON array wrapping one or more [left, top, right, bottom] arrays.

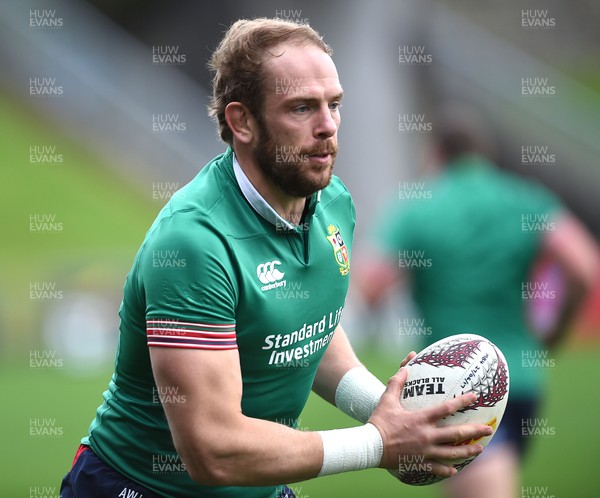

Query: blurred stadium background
[[1, 0, 599, 496]]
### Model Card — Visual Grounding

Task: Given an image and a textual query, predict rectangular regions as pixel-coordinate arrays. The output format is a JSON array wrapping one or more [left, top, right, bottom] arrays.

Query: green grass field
[[1, 345, 599, 497], [2, 93, 600, 497], [0, 92, 159, 358]]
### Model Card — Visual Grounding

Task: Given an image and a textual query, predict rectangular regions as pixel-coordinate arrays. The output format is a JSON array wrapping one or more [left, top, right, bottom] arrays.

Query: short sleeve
[[138, 217, 238, 350]]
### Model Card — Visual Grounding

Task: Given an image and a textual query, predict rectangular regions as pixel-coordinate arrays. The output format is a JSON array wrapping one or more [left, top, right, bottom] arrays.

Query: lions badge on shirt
[[327, 224, 350, 276]]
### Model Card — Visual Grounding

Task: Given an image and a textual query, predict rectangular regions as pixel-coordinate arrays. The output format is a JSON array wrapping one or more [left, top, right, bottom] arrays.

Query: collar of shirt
[[232, 153, 321, 231]]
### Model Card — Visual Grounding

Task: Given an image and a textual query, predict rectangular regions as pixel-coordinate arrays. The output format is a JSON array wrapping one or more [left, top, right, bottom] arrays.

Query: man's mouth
[[308, 153, 332, 164]]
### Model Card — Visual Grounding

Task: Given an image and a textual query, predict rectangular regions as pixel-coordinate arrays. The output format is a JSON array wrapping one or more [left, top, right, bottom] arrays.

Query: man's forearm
[[180, 413, 383, 486], [312, 324, 387, 423], [312, 324, 364, 404], [181, 415, 323, 486]]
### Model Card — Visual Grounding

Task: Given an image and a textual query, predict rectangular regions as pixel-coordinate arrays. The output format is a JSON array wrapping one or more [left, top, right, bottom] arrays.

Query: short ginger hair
[[208, 18, 332, 144]]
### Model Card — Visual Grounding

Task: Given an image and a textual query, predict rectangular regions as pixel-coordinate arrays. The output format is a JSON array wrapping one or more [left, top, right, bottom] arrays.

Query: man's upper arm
[[139, 221, 242, 479], [140, 220, 238, 337], [149, 346, 244, 482], [543, 211, 600, 289]]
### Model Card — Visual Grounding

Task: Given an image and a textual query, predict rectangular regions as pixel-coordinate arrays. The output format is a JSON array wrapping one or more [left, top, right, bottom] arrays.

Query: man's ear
[[225, 102, 257, 144]]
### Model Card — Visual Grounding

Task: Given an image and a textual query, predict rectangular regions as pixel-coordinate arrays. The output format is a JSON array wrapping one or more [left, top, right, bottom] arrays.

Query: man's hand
[[368, 368, 492, 478], [400, 351, 416, 368]]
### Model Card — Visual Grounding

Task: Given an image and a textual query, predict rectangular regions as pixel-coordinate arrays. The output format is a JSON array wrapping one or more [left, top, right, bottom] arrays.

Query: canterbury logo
[[256, 260, 285, 284]]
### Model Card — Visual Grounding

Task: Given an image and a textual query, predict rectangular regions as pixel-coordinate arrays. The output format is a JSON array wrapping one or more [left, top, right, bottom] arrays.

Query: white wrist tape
[[335, 367, 386, 423], [317, 423, 383, 476]]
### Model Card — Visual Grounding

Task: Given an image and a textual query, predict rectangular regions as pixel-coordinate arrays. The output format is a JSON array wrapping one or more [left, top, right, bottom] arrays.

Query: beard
[[252, 118, 337, 198]]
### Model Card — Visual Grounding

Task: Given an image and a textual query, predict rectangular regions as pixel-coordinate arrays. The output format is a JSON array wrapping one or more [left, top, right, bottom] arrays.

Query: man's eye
[[294, 105, 309, 113], [330, 102, 341, 111]]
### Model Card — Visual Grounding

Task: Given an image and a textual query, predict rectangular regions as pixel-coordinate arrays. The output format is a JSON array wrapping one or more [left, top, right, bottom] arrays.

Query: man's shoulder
[[319, 174, 354, 209], [486, 167, 562, 213], [174, 148, 237, 215], [141, 151, 240, 248]]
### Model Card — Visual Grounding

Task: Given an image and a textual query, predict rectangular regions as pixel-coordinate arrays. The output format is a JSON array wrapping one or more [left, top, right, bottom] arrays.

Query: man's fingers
[[426, 460, 457, 478], [430, 443, 484, 462], [375, 377, 493, 472], [383, 368, 408, 402], [433, 423, 493, 445], [387, 459, 456, 478], [426, 392, 478, 421], [399, 351, 416, 368]]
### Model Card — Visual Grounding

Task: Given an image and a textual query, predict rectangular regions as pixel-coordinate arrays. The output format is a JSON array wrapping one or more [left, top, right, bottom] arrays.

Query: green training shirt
[[376, 155, 561, 399], [82, 147, 355, 497]]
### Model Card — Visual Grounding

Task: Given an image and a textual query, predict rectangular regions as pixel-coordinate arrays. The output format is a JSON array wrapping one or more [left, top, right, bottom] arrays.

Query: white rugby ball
[[392, 333, 510, 486]]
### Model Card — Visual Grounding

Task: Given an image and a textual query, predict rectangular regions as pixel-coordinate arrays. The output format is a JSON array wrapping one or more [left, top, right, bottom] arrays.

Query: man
[[60, 20, 491, 498], [357, 106, 600, 498]]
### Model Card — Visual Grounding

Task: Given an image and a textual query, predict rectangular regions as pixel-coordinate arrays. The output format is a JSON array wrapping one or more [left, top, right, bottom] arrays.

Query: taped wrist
[[335, 367, 386, 423], [317, 423, 383, 476]]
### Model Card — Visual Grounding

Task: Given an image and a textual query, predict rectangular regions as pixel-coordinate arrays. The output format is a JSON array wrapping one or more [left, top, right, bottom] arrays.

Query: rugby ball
[[392, 334, 509, 486]]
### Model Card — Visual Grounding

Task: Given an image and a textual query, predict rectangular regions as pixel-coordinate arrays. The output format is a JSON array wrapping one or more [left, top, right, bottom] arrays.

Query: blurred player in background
[[356, 104, 600, 498], [60, 20, 492, 498]]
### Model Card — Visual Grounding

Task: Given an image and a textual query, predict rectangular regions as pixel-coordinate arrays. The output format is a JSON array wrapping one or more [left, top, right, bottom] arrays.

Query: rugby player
[[60, 19, 492, 498], [357, 106, 600, 498]]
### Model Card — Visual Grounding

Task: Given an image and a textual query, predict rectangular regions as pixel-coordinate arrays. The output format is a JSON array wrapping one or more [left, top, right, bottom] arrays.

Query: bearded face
[[252, 114, 338, 198]]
